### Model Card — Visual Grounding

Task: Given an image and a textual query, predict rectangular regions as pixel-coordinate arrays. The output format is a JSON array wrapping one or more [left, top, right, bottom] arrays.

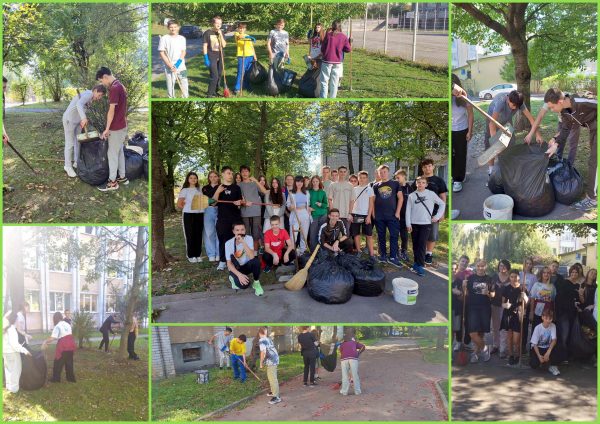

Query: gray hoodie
[[405, 189, 445, 227]]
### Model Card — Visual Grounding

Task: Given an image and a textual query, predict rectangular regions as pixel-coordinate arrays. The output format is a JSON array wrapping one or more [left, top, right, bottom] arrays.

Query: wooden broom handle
[[459, 95, 511, 136]]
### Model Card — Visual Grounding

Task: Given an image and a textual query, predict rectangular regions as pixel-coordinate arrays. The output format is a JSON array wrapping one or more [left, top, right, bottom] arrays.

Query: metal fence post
[[384, 2, 389, 54], [363, 3, 367, 48], [412, 3, 419, 61]]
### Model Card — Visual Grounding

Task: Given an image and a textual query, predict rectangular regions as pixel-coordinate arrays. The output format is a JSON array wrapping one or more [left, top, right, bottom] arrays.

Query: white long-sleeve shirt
[[405, 189, 445, 226], [63, 90, 94, 123], [3, 325, 29, 355]]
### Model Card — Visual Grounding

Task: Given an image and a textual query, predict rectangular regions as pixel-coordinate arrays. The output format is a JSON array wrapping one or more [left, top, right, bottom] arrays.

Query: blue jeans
[[235, 56, 254, 91], [231, 354, 246, 382], [375, 217, 400, 259], [203, 206, 219, 259]]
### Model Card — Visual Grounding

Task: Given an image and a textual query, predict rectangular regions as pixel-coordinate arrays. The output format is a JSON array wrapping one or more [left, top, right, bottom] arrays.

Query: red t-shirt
[[108, 79, 127, 131], [264, 229, 290, 258]]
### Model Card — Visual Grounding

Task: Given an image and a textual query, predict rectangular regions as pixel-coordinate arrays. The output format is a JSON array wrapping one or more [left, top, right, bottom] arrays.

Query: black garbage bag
[[298, 67, 320, 98], [320, 347, 337, 372], [20, 349, 47, 391], [548, 158, 584, 205], [78, 139, 109, 186], [247, 60, 267, 84], [124, 147, 144, 181], [569, 314, 596, 359], [297, 252, 312, 269], [337, 254, 385, 297], [280, 68, 297, 93], [128, 131, 148, 154], [307, 259, 354, 304], [498, 143, 555, 217], [142, 153, 149, 180], [265, 65, 282, 96], [487, 168, 504, 194]]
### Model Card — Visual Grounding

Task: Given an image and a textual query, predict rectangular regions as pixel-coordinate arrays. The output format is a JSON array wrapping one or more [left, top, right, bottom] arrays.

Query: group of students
[[209, 326, 365, 406], [451, 81, 597, 212], [159, 16, 352, 99], [452, 256, 597, 376], [177, 160, 447, 295]]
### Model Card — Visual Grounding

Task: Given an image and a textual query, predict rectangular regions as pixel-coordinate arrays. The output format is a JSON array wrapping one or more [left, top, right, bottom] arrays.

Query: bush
[[72, 311, 96, 348], [63, 87, 79, 101], [541, 73, 597, 96]]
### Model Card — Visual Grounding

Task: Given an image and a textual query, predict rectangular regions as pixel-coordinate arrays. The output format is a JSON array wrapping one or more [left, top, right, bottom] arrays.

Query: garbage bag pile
[[128, 131, 148, 154], [547, 158, 584, 205], [77, 139, 109, 185], [124, 146, 144, 181], [298, 67, 320, 98], [20, 348, 47, 391]]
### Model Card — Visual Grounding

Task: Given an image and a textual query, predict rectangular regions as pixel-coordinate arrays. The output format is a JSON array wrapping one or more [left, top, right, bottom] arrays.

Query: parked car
[[180, 25, 202, 39], [478, 83, 517, 100]]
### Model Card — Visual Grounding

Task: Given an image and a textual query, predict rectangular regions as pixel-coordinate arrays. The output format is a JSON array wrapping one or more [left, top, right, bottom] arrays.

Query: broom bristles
[[285, 269, 308, 291]]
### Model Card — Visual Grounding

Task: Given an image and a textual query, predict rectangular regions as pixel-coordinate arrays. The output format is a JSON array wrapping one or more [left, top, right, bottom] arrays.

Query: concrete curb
[[434, 379, 449, 413]]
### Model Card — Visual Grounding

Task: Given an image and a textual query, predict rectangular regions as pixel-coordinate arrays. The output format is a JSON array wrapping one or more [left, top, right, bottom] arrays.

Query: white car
[[478, 83, 517, 100]]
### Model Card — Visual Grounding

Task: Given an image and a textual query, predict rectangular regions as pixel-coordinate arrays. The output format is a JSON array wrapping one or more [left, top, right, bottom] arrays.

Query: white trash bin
[[392, 278, 419, 305], [483, 194, 514, 220]]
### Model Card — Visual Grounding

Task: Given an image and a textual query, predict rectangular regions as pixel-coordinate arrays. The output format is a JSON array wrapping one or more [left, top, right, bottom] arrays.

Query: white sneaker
[[215, 256, 220, 262], [188, 257, 197, 263], [72, 161, 78, 169], [548, 365, 560, 376], [482, 346, 491, 362], [470, 353, 479, 363], [453, 341, 460, 352], [217, 261, 226, 271], [196, 257, 203, 262], [209, 256, 216, 262], [64, 166, 77, 178], [451, 210, 460, 220], [453, 181, 463, 192]]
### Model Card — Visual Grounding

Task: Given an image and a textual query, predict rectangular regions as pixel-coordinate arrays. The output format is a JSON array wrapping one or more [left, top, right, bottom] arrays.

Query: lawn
[[2, 338, 148, 421], [152, 212, 449, 296], [152, 351, 304, 421], [151, 33, 447, 99], [417, 337, 448, 365], [472, 99, 592, 188], [3, 107, 149, 224], [438, 378, 448, 400]]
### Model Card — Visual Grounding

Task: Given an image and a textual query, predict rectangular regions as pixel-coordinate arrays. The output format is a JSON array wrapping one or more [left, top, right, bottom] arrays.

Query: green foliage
[[154, 2, 364, 38], [71, 310, 96, 348], [541, 72, 597, 95], [10, 77, 30, 105]]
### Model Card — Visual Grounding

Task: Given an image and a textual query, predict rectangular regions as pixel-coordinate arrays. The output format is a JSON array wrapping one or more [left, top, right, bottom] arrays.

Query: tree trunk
[[344, 110, 354, 174], [5, 227, 24, 313], [151, 114, 175, 271], [164, 155, 176, 214], [255, 102, 268, 178]]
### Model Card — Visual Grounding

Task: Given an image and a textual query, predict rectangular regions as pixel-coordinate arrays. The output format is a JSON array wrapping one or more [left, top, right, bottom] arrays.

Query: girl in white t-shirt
[[42, 312, 76, 383], [178, 172, 205, 263], [3, 312, 31, 393]]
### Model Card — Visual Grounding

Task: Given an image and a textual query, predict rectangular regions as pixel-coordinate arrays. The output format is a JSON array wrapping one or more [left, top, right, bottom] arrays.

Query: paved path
[[214, 337, 448, 422], [452, 351, 597, 421], [153, 266, 448, 324]]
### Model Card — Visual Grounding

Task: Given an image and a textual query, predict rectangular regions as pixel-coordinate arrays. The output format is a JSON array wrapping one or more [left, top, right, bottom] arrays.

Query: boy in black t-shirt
[[372, 165, 402, 267], [463, 259, 495, 363], [394, 170, 412, 262], [500, 270, 528, 365], [203, 16, 226, 97], [411, 159, 447, 265], [213, 166, 243, 270]]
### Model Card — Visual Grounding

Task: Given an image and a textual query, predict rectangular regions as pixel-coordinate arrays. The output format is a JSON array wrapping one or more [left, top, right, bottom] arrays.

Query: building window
[[49, 252, 70, 272], [182, 347, 202, 363], [80, 294, 98, 313], [49, 292, 71, 313], [25, 290, 41, 312], [107, 259, 127, 279], [105, 294, 117, 313]]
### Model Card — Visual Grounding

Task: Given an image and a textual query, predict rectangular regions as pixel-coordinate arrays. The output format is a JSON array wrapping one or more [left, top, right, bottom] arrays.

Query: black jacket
[[556, 94, 597, 147]]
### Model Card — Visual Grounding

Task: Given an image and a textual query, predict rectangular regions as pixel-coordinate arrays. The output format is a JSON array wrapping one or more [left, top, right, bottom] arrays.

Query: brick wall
[[152, 326, 176, 379]]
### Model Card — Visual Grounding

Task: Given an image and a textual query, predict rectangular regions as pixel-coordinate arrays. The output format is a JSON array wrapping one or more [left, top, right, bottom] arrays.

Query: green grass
[[416, 337, 448, 365], [2, 338, 148, 421], [152, 211, 449, 296], [3, 110, 148, 224], [151, 33, 447, 99], [356, 337, 381, 346], [152, 23, 169, 35], [152, 352, 304, 421], [438, 378, 448, 400], [7, 101, 69, 110]]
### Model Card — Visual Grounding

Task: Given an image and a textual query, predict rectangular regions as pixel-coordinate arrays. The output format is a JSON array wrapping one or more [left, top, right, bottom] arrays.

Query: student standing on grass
[[259, 327, 282, 405], [349, 171, 375, 259], [178, 171, 204, 263], [339, 332, 365, 396], [373, 165, 402, 267], [202, 171, 221, 263], [263, 178, 285, 233], [319, 20, 351, 99], [451, 74, 473, 194], [62, 84, 106, 178], [225, 222, 264, 296], [239, 166, 267, 253], [42, 312, 77, 383], [318, 208, 354, 254], [98, 313, 119, 353], [519, 257, 537, 351], [327, 166, 354, 235], [287, 176, 311, 255], [544, 88, 597, 211], [213, 166, 243, 271], [405, 176, 445, 276], [308, 175, 328, 251], [412, 159, 447, 266], [530, 309, 562, 376], [263, 215, 296, 273], [555, 265, 582, 361], [267, 19, 289, 67], [229, 334, 248, 383], [16, 302, 32, 346], [208, 327, 233, 369], [394, 170, 412, 262], [96, 67, 128, 192], [490, 259, 511, 358], [158, 20, 189, 98], [451, 255, 473, 351], [529, 266, 556, 330], [297, 326, 319, 387], [306, 23, 324, 68], [127, 316, 140, 360], [463, 259, 495, 363], [3, 312, 31, 393], [233, 23, 257, 95], [500, 270, 528, 366], [203, 16, 226, 98]]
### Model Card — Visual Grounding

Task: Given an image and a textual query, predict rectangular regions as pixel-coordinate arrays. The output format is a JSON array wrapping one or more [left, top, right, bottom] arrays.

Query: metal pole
[[412, 3, 419, 61], [434, 8, 437, 31], [363, 3, 367, 48], [403, 12, 406, 31], [424, 11, 428, 31], [444, 9, 447, 31], [384, 2, 389, 54]]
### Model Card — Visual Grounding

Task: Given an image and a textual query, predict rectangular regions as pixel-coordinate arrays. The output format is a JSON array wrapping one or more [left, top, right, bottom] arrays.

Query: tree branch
[[456, 3, 510, 40]]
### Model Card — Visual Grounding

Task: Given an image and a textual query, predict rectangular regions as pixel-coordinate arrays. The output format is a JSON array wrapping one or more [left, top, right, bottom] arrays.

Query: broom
[[218, 32, 231, 98], [224, 351, 262, 382], [456, 285, 470, 366], [285, 245, 320, 291]]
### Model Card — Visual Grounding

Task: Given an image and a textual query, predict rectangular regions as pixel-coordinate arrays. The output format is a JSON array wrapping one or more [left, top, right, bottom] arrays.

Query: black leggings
[[128, 332, 139, 359], [302, 353, 317, 384], [99, 330, 111, 352], [263, 249, 296, 266], [207, 53, 223, 96], [52, 351, 76, 382], [411, 224, 432, 266], [217, 219, 235, 262], [229, 256, 261, 288], [452, 128, 469, 182], [183, 212, 204, 259]]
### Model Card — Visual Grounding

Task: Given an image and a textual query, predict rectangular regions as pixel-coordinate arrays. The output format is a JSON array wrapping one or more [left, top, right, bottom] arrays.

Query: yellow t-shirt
[[234, 32, 255, 57], [230, 338, 246, 356]]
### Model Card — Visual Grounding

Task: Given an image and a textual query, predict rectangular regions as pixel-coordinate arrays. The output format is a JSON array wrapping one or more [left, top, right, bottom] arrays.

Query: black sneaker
[[98, 180, 119, 192], [269, 397, 282, 404], [264, 265, 271, 274], [117, 177, 129, 185], [424, 253, 433, 265]]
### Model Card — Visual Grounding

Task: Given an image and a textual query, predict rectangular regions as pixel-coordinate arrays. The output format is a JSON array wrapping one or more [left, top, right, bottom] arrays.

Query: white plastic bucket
[[392, 278, 419, 305], [483, 194, 514, 220]]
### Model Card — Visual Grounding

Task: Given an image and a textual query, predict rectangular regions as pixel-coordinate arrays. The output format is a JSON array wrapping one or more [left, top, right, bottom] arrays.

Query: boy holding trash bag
[[158, 20, 189, 98], [267, 19, 289, 68], [208, 327, 233, 369], [233, 23, 257, 95], [203, 16, 226, 98], [62, 84, 106, 178]]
